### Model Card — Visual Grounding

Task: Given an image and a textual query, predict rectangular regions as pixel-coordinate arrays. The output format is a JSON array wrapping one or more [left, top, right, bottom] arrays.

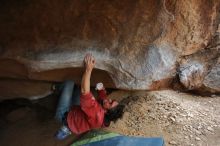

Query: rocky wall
[[0, 0, 219, 98]]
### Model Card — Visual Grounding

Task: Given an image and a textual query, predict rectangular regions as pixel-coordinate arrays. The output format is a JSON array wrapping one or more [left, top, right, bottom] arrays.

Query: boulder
[[0, 0, 219, 97], [203, 60, 220, 93], [178, 48, 220, 94], [179, 61, 205, 90]]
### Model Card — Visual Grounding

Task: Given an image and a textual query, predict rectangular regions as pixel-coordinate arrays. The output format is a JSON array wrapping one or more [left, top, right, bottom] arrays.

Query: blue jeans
[[55, 80, 80, 123]]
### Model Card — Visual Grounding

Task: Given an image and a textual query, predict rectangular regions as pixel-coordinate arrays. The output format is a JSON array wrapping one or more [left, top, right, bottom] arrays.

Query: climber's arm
[[81, 54, 95, 94]]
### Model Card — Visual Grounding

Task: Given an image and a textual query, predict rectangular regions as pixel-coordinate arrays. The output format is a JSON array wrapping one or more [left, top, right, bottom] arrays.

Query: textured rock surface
[[178, 56, 220, 94], [179, 61, 205, 90], [203, 60, 220, 92], [178, 27, 220, 93], [0, 0, 219, 95]]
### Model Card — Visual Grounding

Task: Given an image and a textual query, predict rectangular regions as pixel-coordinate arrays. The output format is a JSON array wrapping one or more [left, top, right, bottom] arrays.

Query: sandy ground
[[0, 90, 220, 146], [107, 90, 220, 146]]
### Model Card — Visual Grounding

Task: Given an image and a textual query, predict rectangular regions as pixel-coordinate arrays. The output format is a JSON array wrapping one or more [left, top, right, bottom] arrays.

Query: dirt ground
[[107, 90, 220, 146], [0, 90, 220, 146]]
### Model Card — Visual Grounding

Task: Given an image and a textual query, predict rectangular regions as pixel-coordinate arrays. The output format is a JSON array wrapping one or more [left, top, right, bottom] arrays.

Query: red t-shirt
[[67, 89, 107, 135]]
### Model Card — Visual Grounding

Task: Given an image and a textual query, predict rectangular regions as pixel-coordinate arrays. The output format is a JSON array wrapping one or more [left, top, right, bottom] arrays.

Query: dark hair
[[104, 104, 125, 126]]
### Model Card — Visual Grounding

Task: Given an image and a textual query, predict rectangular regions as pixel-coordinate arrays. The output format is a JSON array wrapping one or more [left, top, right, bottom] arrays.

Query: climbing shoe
[[55, 125, 71, 140]]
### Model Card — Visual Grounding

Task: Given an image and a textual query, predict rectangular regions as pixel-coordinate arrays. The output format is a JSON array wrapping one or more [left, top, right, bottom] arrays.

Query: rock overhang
[[0, 0, 219, 95]]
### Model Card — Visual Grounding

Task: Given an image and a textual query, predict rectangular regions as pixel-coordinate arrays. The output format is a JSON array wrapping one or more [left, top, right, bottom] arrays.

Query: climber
[[54, 53, 124, 140]]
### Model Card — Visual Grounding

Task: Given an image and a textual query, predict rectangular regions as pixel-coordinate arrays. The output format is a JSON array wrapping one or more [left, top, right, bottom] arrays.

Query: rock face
[[203, 62, 220, 92], [179, 49, 220, 93], [178, 28, 220, 94], [179, 61, 205, 90], [0, 0, 219, 96]]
